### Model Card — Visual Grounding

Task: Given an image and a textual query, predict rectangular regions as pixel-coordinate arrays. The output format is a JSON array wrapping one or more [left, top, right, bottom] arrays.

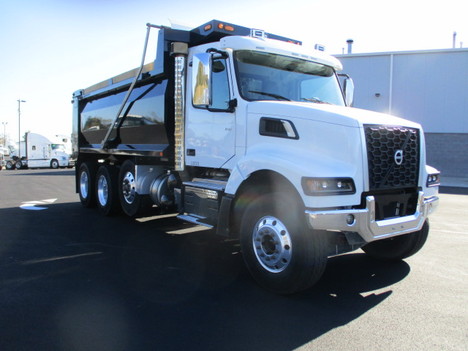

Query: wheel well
[[230, 170, 303, 238]]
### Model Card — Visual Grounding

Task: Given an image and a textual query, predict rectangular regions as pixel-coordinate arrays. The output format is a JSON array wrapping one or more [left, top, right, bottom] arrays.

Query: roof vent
[[251, 29, 266, 40], [315, 44, 325, 51]]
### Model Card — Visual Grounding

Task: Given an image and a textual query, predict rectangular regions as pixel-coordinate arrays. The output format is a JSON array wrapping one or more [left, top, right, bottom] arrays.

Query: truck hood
[[247, 101, 421, 129]]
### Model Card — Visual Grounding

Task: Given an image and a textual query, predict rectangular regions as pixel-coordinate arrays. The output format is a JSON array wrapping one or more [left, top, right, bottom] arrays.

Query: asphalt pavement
[[0, 168, 466, 351]]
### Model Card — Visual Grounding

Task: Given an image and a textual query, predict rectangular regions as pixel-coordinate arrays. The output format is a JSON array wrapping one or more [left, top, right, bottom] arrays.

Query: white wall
[[336, 49, 468, 134]]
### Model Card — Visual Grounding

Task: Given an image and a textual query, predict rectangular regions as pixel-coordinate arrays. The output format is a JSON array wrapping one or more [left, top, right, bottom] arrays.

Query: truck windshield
[[51, 144, 66, 152], [234, 50, 345, 106]]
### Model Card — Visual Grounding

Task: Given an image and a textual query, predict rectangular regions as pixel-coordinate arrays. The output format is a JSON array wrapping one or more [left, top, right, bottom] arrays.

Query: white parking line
[[20, 198, 57, 210]]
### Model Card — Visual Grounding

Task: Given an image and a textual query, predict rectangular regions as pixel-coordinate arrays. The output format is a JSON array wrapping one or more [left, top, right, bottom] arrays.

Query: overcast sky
[[0, 0, 465, 142]]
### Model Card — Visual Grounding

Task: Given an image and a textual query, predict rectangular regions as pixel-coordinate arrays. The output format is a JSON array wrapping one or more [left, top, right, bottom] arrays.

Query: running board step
[[177, 214, 214, 228], [183, 178, 227, 192], [181, 178, 228, 228]]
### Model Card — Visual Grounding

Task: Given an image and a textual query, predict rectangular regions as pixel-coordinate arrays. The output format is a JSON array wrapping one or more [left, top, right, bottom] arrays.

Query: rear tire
[[363, 220, 430, 261], [15, 160, 23, 170], [95, 165, 121, 216], [78, 162, 96, 208], [239, 192, 327, 294], [118, 160, 152, 217]]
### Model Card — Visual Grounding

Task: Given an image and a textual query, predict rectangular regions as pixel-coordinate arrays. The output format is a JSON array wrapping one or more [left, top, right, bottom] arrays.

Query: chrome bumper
[[305, 192, 439, 243]]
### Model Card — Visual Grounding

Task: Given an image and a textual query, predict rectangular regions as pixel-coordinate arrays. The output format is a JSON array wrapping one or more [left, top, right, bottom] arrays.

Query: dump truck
[[72, 20, 440, 294]]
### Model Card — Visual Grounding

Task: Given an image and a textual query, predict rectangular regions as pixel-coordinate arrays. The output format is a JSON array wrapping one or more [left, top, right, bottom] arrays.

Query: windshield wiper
[[301, 97, 330, 104], [249, 90, 291, 101]]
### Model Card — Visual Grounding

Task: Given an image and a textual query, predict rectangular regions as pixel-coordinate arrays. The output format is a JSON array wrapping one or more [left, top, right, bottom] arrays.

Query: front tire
[[363, 220, 430, 261], [239, 192, 327, 294], [50, 159, 59, 169]]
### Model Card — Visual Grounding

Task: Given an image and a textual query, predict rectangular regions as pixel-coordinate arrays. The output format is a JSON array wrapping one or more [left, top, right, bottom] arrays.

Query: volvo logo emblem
[[394, 150, 404, 165]]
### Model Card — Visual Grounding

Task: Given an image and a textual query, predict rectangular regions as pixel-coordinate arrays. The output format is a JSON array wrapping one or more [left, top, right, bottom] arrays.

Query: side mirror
[[192, 53, 211, 107], [341, 75, 354, 107]]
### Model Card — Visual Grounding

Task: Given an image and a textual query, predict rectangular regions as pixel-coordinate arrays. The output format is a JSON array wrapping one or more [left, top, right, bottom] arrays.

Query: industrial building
[[336, 48, 468, 179]]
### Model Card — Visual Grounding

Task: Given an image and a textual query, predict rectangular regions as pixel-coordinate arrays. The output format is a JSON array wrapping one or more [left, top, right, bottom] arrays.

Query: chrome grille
[[365, 125, 420, 190]]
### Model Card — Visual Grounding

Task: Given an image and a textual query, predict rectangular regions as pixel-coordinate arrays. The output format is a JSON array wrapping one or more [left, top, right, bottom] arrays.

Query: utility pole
[[17, 99, 26, 158]]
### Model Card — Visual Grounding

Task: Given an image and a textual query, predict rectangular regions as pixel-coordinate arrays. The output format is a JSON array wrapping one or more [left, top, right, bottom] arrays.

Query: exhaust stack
[[347, 39, 354, 54]]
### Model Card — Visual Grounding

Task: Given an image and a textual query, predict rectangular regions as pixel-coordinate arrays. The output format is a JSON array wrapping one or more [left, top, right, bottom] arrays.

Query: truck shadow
[[0, 203, 409, 351], [0, 169, 75, 177]]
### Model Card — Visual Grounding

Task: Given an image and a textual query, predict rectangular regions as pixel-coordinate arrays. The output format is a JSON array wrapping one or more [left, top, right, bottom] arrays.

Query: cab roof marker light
[[217, 23, 235, 32], [193, 20, 303, 46]]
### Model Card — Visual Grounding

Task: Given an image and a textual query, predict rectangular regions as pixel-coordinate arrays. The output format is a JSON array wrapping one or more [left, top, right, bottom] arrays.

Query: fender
[[226, 142, 364, 209]]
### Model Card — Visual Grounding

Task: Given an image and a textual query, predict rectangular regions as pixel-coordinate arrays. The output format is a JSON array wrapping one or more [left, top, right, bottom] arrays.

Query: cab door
[[185, 53, 236, 169]]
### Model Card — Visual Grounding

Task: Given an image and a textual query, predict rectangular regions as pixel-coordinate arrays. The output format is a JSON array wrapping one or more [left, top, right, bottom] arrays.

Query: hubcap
[[97, 174, 109, 206], [252, 216, 292, 273], [80, 171, 89, 198], [122, 171, 136, 204]]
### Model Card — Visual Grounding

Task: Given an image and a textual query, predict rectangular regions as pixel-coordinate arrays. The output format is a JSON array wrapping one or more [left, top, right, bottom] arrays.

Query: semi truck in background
[[6, 132, 71, 170], [0, 145, 10, 170], [72, 20, 440, 294]]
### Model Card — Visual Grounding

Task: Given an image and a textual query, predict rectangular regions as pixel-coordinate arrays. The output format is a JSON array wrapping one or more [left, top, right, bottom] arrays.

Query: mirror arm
[[207, 99, 237, 113], [206, 48, 229, 59], [228, 98, 237, 112]]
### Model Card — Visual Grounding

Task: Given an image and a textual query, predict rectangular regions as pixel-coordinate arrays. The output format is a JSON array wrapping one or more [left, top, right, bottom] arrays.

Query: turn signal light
[[426, 172, 440, 187]]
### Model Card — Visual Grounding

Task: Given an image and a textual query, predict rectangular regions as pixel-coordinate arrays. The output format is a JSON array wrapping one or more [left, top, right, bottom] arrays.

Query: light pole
[[1, 122, 7, 146], [17, 99, 26, 158]]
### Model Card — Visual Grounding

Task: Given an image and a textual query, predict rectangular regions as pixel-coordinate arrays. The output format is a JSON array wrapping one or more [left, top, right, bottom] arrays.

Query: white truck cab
[[8, 132, 70, 169]]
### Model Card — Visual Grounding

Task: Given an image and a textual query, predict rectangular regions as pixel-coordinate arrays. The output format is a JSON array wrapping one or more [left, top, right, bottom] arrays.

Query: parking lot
[[0, 168, 467, 351]]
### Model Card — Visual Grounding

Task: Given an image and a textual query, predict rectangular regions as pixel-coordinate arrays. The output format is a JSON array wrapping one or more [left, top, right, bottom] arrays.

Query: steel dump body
[[78, 79, 171, 157]]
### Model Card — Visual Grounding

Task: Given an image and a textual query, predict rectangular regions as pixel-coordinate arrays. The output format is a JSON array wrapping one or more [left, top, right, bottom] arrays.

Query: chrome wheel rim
[[252, 216, 292, 273], [122, 171, 136, 204], [97, 174, 109, 206], [80, 171, 89, 198]]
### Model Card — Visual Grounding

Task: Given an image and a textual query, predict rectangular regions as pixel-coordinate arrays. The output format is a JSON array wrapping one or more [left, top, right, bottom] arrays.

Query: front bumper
[[305, 191, 439, 243]]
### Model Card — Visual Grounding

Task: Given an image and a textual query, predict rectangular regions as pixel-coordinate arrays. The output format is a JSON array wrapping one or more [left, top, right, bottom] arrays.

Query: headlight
[[302, 177, 355, 196], [426, 172, 440, 187]]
